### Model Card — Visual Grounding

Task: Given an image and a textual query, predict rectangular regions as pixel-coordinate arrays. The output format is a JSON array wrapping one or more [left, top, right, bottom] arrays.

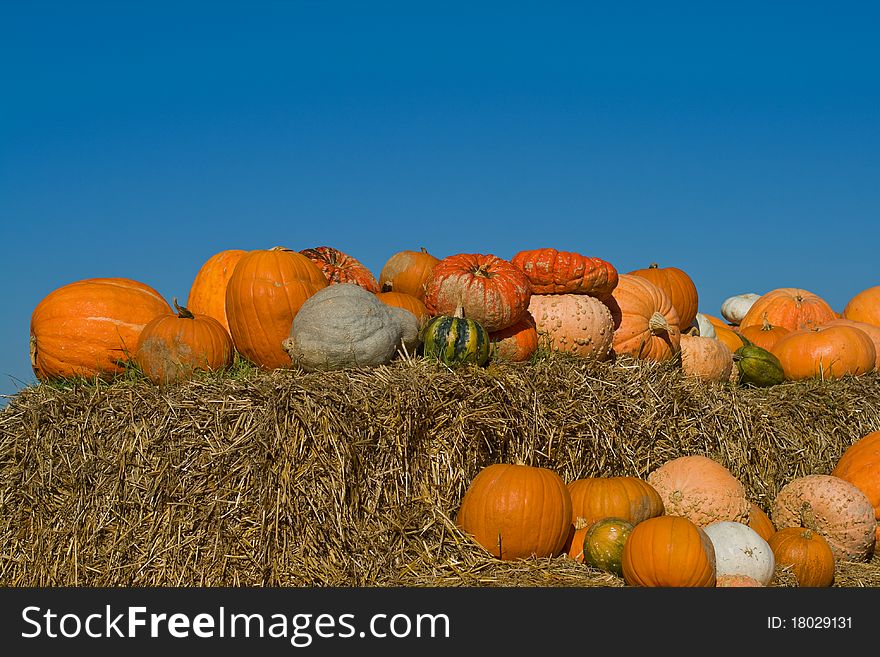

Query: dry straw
[[1, 352, 878, 587]]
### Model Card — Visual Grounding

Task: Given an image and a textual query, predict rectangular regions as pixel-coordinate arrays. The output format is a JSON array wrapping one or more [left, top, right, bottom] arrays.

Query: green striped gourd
[[421, 306, 491, 366]]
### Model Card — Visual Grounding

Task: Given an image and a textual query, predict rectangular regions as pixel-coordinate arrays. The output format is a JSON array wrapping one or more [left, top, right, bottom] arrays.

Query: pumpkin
[[421, 306, 491, 366], [562, 521, 590, 563], [748, 503, 776, 542], [375, 288, 430, 323], [567, 476, 665, 529], [621, 515, 717, 587], [424, 253, 531, 332], [831, 430, 880, 537], [527, 293, 615, 360], [134, 299, 234, 385], [300, 246, 380, 293], [378, 247, 440, 301], [225, 246, 328, 369], [679, 333, 733, 382], [510, 248, 618, 297], [772, 324, 876, 381], [646, 455, 750, 527], [702, 520, 776, 586], [282, 283, 417, 371], [732, 343, 786, 387], [739, 287, 837, 333], [30, 277, 173, 380], [720, 292, 762, 325], [770, 474, 876, 562], [703, 313, 746, 353], [583, 517, 634, 576], [738, 315, 790, 353], [488, 311, 538, 362], [456, 463, 572, 560], [627, 262, 698, 330], [767, 527, 836, 587], [604, 274, 681, 362], [842, 285, 880, 327], [716, 574, 763, 587], [186, 248, 248, 334], [820, 318, 880, 369]]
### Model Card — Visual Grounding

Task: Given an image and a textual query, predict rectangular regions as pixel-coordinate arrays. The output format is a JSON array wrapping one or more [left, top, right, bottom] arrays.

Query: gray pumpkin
[[282, 283, 418, 370]]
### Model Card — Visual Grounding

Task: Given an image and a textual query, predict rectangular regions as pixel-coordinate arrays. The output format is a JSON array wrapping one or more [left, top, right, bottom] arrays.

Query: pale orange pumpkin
[[186, 248, 248, 334], [527, 293, 615, 360], [621, 515, 717, 587], [716, 574, 763, 587], [739, 287, 837, 333], [772, 324, 876, 380], [488, 311, 539, 362], [627, 262, 699, 330], [842, 285, 880, 327], [604, 274, 681, 362], [378, 247, 440, 301], [679, 333, 734, 382]]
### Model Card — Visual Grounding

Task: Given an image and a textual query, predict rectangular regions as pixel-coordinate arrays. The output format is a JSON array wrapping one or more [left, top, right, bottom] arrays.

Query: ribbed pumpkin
[[456, 463, 572, 560], [583, 517, 634, 576], [679, 333, 733, 382], [831, 430, 880, 540], [421, 306, 491, 366], [488, 311, 538, 362], [748, 503, 776, 542], [30, 277, 173, 380], [375, 288, 429, 323], [768, 527, 836, 587], [378, 247, 440, 301], [771, 474, 876, 562], [821, 318, 880, 369], [604, 274, 681, 362], [186, 248, 248, 334], [527, 293, 615, 360], [567, 476, 665, 529], [738, 315, 790, 353], [621, 515, 717, 587], [842, 285, 880, 327], [300, 246, 380, 293], [134, 299, 234, 385], [424, 253, 531, 332], [733, 342, 786, 388], [627, 262, 699, 330], [739, 287, 837, 333], [772, 324, 876, 381], [646, 455, 750, 527], [225, 246, 328, 369], [510, 248, 618, 297]]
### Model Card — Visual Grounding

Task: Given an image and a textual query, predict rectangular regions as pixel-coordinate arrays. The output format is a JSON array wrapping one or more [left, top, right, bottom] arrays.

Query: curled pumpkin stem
[[648, 311, 670, 334]]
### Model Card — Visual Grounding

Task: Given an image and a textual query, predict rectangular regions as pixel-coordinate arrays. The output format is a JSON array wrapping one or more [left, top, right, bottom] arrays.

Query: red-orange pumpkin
[[424, 253, 532, 332], [621, 515, 717, 587], [225, 246, 328, 369], [842, 285, 880, 327], [510, 248, 618, 297], [378, 247, 440, 301], [772, 324, 876, 380], [488, 311, 538, 362], [739, 287, 837, 333], [768, 527, 836, 587], [30, 277, 173, 380], [627, 262, 699, 330], [134, 299, 234, 385], [300, 246, 380, 293], [832, 430, 880, 539], [604, 274, 681, 362], [186, 248, 248, 335]]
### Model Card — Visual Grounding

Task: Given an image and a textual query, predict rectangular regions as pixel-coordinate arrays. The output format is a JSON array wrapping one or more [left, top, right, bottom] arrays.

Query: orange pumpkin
[[832, 430, 880, 537], [488, 311, 539, 362], [562, 521, 590, 563], [375, 289, 429, 323], [748, 503, 776, 542], [300, 246, 380, 293], [225, 246, 328, 369], [527, 293, 615, 360], [378, 247, 440, 301], [30, 277, 173, 380], [456, 463, 572, 561], [842, 285, 880, 327], [424, 253, 532, 332], [738, 315, 790, 353], [679, 333, 733, 382], [702, 314, 746, 353], [772, 324, 876, 380], [567, 476, 664, 529], [134, 300, 234, 385], [820, 318, 880, 369], [739, 287, 837, 333], [510, 248, 618, 297], [604, 274, 681, 362], [621, 515, 717, 587], [768, 527, 836, 587], [627, 262, 699, 330], [186, 248, 248, 334]]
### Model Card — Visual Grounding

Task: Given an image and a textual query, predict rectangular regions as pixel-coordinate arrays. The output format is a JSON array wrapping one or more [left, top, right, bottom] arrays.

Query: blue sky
[[2, 1, 879, 401]]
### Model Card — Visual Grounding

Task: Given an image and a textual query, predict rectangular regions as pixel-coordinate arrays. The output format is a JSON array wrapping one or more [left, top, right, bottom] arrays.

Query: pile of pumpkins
[[27, 244, 880, 387], [457, 429, 880, 587]]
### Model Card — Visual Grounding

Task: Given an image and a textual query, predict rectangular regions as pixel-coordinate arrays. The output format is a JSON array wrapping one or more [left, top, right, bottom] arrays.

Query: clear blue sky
[[2, 1, 879, 402]]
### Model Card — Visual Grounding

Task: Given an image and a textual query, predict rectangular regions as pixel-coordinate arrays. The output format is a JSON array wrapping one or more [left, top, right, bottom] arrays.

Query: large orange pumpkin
[[424, 253, 532, 332], [488, 311, 539, 362], [832, 430, 880, 541], [627, 262, 699, 330], [527, 293, 615, 360], [621, 515, 717, 587], [739, 287, 837, 333], [604, 274, 681, 362], [375, 289, 429, 323], [820, 318, 880, 369], [772, 324, 876, 381], [300, 246, 380, 293], [30, 277, 173, 380], [456, 463, 572, 560], [186, 248, 248, 334], [225, 246, 328, 369], [378, 247, 440, 301], [768, 527, 836, 587], [842, 285, 880, 327], [134, 300, 234, 386], [510, 248, 618, 297], [567, 476, 665, 529]]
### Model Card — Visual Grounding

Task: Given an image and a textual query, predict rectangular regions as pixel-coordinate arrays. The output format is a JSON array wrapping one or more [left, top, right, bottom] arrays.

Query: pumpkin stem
[[269, 245, 292, 252], [420, 246, 428, 254], [648, 311, 670, 334], [472, 264, 492, 278], [648, 263, 659, 269], [29, 335, 38, 369], [799, 501, 818, 532], [574, 517, 591, 531], [761, 313, 772, 331], [381, 281, 394, 293], [173, 298, 195, 319], [453, 305, 466, 319]]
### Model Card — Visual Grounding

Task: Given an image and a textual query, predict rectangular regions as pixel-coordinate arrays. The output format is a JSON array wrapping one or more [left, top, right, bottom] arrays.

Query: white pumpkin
[[703, 520, 775, 586], [692, 313, 717, 339], [720, 293, 761, 325]]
